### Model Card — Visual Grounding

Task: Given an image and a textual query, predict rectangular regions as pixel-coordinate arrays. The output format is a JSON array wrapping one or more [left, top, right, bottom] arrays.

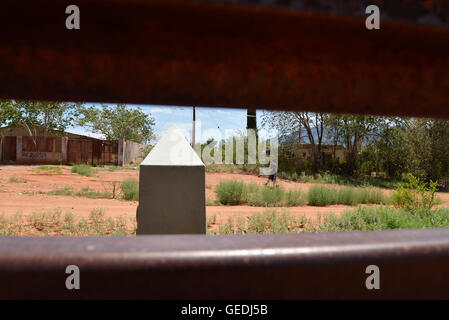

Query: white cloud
[[149, 108, 173, 114], [216, 109, 232, 115]]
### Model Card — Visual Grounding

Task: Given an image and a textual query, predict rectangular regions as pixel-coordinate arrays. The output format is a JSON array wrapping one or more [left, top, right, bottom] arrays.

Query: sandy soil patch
[[1, 165, 448, 228]]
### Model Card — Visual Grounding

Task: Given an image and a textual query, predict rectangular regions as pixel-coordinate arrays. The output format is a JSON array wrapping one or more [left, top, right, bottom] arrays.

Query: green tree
[[426, 119, 449, 181], [0, 100, 80, 147], [77, 104, 155, 144], [337, 115, 380, 175], [375, 118, 414, 179], [0, 100, 13, 141], [325, 115, 344, 173], [262, 111, 327, 173]]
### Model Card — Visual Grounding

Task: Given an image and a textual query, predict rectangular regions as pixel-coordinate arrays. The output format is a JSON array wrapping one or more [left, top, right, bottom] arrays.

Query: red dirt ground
[[1, 165, 448, 228]]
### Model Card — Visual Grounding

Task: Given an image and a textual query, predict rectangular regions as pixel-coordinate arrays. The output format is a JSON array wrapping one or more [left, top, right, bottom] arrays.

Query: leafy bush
[[71, 164, 93, 177], [121, 178, 139, 201], [391, 175, 438, 212], [215, 180, 246, 205]]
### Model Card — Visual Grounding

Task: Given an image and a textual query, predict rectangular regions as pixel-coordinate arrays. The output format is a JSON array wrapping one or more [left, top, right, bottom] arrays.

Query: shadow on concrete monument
[[136, 125, 206, 235]]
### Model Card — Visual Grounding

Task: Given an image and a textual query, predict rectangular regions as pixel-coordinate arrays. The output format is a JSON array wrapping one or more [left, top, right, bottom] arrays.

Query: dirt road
[[1, 166, 448, 226]]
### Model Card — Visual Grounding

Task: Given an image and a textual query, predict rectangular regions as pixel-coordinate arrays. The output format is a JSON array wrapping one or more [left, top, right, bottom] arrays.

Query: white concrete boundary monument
[[137, 125, 206, 235]]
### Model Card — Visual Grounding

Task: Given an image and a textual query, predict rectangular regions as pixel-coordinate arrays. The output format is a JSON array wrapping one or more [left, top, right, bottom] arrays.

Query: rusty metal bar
[[1, 0, 449, 118], [0, 229, 448, 299]]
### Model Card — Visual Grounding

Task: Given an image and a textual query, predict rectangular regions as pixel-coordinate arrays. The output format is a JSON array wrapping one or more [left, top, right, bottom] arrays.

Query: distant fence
[[118, 138, 146, 165], [67, 138, 118, 165]]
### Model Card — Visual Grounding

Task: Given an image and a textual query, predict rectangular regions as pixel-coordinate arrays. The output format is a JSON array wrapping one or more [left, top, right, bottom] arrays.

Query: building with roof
[[0, 126, 146, 165]]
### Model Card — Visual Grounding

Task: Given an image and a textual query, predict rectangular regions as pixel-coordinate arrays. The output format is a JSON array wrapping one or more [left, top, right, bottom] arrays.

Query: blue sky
[[68, 104, 265, 143]]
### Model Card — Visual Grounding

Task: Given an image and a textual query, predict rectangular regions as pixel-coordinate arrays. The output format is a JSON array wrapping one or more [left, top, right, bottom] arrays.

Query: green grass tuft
[[215, 180, 246, 205], [32, 166, 63, 174], [212, 210, 308, 235], [9, 175, 27, 183], [121, 178, 139, 201], [47, 186, 74, 196], [71, 164, 93, 177], [307, 185, 389, 206], [215, 180, 307, 207], [75, 187, 112, 199]]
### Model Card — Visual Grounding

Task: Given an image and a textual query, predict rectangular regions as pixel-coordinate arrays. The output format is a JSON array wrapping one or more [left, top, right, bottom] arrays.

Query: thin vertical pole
[[192, 106, 196, 147]]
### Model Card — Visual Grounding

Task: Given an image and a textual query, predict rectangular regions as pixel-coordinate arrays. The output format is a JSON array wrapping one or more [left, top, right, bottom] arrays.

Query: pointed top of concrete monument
[[141, 125, 204, 166]]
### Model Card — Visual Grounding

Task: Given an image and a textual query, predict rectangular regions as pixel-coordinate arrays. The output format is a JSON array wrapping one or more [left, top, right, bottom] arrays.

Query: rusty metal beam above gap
[[1, 0, 449, 118]]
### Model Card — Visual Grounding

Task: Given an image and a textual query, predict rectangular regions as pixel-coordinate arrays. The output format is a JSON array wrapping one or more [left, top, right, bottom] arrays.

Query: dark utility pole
[[246, 109, 257, 130], [192, 106, 196, 147]]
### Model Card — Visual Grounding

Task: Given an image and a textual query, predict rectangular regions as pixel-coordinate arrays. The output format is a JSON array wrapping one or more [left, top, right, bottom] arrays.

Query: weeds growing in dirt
[[218, 215, 246, 235], [71, 164, 94, 177], [9, 175, 27, 183], [206, 197, 220, 206], [0, 208, 135, 236], [47, 186, 74, 196], [206, 214, 216, 228], [307, 185, 389, 206], [75, 187, 113, 199], [213, 210, 308, 235], [47, 184, 116, 199], [315, 206, 449, 232], [32, 166, 63, 174], [206, 164, 259, 174]]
